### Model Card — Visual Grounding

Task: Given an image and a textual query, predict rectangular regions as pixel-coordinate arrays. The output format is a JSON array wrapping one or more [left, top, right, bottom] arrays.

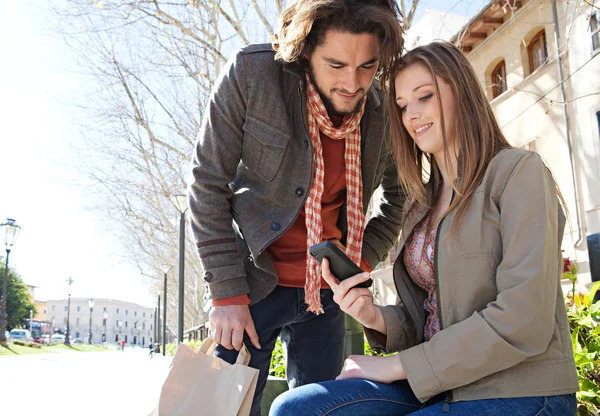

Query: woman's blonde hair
[[272, 0, 404, 88], [389, 42, 512, 235]]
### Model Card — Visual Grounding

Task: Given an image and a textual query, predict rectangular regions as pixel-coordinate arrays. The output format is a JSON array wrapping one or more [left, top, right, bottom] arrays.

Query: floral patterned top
[[403, 219, 440, 340]]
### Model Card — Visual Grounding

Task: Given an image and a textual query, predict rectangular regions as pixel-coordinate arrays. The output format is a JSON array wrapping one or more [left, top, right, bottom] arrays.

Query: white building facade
[[45, 298, 155, 346], [452, 0, 600, 292]]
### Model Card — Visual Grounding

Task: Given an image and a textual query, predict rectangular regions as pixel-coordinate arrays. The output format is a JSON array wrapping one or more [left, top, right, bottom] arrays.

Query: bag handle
[[200, 335, 252, 366]]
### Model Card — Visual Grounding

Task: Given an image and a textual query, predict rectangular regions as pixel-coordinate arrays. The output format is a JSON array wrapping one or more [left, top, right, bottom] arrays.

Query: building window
[[126, 310, 128, 315], [528, 30, 548, 73], [134, 322, 137, 329], [77, 306, 80, 312], [135, 311, 137, 317], [125, 321, 128, 328], [143, 323, 145, 330], [52, 306, 55, 312], [64, 306, 67, 312], [64, 318, 67, 324], [117, 308, 119, 314], [592, 11, 599, 53], [491, 60, 507, 99], [151, 324, 153, 331], [103, 307, 107, 312], [76, 318, 80, 325], [143, 312, 146, 318]]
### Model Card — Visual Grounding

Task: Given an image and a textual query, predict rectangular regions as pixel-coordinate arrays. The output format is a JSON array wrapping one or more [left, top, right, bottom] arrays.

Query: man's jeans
[[269, 379, 578, 416], [214, 285, 346, 416]]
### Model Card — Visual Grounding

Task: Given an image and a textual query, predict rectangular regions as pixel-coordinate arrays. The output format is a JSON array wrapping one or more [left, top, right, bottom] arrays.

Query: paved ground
[[0, 345, 172, 415]]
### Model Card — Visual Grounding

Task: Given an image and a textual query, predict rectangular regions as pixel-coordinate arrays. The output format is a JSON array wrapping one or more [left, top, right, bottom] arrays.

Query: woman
[[269, 42, 578, 415]]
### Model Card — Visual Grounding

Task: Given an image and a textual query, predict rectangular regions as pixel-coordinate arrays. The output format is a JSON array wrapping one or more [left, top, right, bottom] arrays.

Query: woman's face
[[394, 63, 456, 157]]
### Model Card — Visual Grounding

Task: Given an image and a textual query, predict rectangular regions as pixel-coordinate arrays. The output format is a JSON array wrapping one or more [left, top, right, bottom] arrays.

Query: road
[[0, 346, 172, 416]]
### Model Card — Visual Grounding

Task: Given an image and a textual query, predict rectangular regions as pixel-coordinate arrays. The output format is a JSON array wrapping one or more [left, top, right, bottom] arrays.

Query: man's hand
[[321, 258, 386, 333], [209, 305, 261, 351], [336, 354, 406, 383]]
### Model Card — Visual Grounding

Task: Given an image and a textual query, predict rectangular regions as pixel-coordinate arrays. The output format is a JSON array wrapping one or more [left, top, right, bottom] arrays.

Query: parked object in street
[[9, 329, 33, 342], [50, 334, 66, 344]]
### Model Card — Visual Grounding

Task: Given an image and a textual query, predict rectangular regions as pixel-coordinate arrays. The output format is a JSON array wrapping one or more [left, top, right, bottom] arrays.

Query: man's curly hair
[[272, 0, 404, 89]]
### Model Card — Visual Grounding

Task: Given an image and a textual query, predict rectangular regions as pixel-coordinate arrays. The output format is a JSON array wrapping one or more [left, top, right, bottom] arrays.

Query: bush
[[269, 338, 286, 378], [164, 339, 205, 357], [567, 281, 600, 416]]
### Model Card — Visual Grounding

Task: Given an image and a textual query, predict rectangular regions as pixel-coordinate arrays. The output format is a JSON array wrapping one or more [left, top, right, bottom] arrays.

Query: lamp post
[[157, 294, 161, 352], [0, 218, 21, 346], [170, 194, 188, 344], [160, 265, 171, 356], [65, 277, 74, 345], [153, 307, 157, 345], [88, 298, 95, 344]]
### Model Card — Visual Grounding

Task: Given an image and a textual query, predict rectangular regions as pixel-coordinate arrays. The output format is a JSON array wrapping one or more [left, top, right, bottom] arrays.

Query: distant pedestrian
[[120, 339, 125, 351], [148, 342, 154, 358]]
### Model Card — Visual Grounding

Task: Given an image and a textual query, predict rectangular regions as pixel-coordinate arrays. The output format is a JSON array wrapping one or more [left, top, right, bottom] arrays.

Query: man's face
[[308, 30, 380, 117]]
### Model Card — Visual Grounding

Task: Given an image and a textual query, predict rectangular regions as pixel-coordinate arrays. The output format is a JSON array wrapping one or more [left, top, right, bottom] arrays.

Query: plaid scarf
[[304, 75, 366, 314]]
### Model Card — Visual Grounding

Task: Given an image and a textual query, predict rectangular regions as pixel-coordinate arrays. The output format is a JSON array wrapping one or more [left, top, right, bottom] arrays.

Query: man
[[188, 1, 405, 414]]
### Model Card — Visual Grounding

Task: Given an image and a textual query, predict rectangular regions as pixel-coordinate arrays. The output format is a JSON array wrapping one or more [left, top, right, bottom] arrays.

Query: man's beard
[[307, 67, 367, 117]]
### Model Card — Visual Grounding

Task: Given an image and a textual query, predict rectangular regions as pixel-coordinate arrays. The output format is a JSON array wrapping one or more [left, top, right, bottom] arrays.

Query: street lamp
[[160, 264, 171, 356], [88, 298, 95, 344], [170, 194, 188, 344], [65, 277, 74, 346], [0, 218, 21, 346], [157, 294, 161, 351]]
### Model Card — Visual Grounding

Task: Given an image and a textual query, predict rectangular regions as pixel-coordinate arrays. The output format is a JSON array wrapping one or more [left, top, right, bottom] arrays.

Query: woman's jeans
[[269, 378, 577, 416]]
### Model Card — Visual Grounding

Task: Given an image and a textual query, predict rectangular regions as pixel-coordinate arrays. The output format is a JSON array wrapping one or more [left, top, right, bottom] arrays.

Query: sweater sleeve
[[188, 49, 250, 301]]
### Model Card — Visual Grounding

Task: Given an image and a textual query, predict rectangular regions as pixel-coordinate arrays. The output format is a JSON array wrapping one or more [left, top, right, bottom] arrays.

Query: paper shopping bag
[[154, 336, 259, 416]]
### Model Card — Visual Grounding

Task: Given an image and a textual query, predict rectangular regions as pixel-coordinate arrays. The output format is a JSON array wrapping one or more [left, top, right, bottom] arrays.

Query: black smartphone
[[309, 241, 372, 288]]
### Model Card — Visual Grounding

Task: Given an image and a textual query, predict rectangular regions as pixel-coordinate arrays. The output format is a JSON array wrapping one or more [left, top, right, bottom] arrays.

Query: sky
[[0, 0, 482, 310]]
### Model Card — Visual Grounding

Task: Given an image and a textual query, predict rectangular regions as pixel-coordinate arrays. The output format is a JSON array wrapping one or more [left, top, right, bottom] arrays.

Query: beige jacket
[[365, 149, 578, 403]]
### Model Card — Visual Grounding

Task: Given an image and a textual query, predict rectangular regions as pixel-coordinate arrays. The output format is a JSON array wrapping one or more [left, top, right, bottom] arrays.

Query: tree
[[48, 0, 419, 331], [0, 259, 36, 331]]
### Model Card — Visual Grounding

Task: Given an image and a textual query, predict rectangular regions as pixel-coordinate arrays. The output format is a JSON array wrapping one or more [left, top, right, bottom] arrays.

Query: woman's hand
[[321, 258, 386, 333], [336, 354, 406, 384]]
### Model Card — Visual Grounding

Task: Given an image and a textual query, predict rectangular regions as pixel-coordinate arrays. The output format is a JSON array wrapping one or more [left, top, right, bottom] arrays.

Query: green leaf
[[590, 302, 600, 322], [588, 281, 600, 305], [579, 314, 595, 328]]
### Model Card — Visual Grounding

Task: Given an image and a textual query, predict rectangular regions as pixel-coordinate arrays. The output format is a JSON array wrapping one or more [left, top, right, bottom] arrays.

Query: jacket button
[[295, 187, 304, 197], [204, 272, 213, 282], [304, 140, 309, 149], [271, 222, 281, 231]]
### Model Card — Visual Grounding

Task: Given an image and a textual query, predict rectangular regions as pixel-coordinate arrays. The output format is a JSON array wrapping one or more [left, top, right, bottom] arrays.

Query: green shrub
[[13, 341, 25, 346], [269, 337, 286, 378], [164, 339, 208, 357], [566, 281, 600, 416]]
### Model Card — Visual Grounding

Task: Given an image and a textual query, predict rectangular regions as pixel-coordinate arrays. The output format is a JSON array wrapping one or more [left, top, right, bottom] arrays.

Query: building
[[451, 0, 600, 292], [45, 298, 155, 346]]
